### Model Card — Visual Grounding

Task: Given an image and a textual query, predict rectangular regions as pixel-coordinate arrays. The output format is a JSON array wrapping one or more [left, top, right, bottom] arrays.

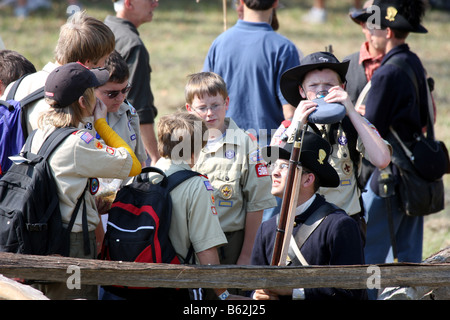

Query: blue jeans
[[363, 175, 423, 299], [262, 197, 282, 222]]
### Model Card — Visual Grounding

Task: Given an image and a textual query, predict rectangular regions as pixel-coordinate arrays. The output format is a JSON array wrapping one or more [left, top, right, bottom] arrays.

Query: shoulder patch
[[80, 131, 94, 144], [203, 180, 214, 191]]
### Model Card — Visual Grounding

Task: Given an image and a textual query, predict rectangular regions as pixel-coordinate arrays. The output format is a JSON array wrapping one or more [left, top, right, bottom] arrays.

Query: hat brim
[[90, 67, 110, 87], [260, 145, 340, 188], [349, 9, 371, 24], [280, 60, 350, 108]]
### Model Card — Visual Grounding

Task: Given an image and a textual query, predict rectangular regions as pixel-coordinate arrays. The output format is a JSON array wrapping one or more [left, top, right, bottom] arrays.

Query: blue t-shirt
[[203, 20, 300, 144]]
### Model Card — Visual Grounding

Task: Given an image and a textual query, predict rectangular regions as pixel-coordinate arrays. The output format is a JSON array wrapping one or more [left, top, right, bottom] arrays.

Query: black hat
[[261, 131, 340, 188], [349, 0, 373, 24], [371, 0, 427, 33], [280, 52, 350, 108], [45, 62, 109, 108]]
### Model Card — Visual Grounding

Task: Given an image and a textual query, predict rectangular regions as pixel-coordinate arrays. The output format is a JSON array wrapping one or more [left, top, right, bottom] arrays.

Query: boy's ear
[[78, 96, 87, 109], [299, 86, 307, 99], [225, 96, 230, 110], [185, 103, 193, 112]]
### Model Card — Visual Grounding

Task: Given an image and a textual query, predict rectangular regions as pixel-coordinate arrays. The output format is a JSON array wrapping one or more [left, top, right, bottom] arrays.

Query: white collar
[[295, 194, 317, 217]]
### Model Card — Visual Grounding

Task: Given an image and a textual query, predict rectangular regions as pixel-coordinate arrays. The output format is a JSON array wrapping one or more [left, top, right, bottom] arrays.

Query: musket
[[271, 121, 307, 266]]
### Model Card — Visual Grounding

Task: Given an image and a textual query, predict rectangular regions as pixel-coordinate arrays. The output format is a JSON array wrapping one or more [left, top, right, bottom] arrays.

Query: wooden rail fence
[[0, 252, 449, 290]]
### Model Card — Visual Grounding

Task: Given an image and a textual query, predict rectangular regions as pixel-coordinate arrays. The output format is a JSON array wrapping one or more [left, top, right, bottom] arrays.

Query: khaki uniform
[[193, 118, 277, 233], [272, 120, 390, 216], [30, 125, 133, 233], [313, 122, 388, 216], [105, 101, 147, 164], [151, 158, 227, 263]]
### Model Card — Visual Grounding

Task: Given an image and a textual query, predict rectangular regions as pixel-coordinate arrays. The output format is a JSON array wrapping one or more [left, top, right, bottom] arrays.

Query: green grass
[[1, 0, 449, 259]]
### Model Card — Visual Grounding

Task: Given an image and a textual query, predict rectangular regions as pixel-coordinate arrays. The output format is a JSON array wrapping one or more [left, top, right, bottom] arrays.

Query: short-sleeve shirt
[[193, 118, 277, 232], [151, 158, 227, 262], [105, 101, 147, 164], [30, 126, 133, 233], [203, 20, 300, 140]]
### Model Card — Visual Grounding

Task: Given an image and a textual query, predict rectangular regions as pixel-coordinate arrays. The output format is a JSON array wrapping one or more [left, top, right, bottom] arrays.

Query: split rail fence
[[0, 252, 449, 290]]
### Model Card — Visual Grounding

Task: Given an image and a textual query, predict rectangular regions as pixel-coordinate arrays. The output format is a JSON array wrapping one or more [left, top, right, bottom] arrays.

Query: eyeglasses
[[269, 162, 289, 173], [102, 84, 132, 99], [191, 102, 225, 115], [269, 162, 313, 175]]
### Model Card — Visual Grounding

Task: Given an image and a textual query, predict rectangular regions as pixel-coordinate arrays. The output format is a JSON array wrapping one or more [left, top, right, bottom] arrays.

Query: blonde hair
[[54, 11, 115, 65], [39, 88, 96, 128], [185, 72, 228, 105], [157, 112, 208, 162]]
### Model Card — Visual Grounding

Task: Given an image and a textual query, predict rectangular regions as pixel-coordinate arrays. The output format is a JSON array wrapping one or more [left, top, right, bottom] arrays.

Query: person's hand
[[95, 196, 112, 215], [226, 294, 252, 300], [253, 288, 293, 300], [283, 99, 317, 139], [325, 86, 354, 115], [93, 98, 108, 122]]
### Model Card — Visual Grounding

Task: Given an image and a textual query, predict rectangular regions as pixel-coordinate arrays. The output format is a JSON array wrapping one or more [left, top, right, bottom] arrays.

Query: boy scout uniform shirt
[[30, 126, 133, 233], [315, 122, 377, 216], [152, 158, 227, 263], [193, 118, 277, 233], [104, 101, 147, 164]]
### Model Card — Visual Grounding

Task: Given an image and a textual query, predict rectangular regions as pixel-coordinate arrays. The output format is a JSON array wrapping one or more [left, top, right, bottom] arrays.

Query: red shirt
[[359, 41, 384, 81]]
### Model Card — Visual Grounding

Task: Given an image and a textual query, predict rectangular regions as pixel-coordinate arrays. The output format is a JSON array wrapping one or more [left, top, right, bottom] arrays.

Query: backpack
[[100, 166, 200, 299], [0, 127, 89, 256], [0, 75, 45, 176]]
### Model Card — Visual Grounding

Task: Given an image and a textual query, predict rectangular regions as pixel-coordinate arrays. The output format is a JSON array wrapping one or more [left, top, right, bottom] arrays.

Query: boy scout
[[148, 111, 248, 300], [185, 72, 277, 266], [276, 52, 392, 238], [0, 10, 115, 136], [95, 50, 147, 165], [33, 62, 141, 300]]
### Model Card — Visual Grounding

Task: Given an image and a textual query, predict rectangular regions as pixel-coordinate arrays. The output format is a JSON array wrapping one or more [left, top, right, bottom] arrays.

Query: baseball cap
[[45, 62, 109, 108]]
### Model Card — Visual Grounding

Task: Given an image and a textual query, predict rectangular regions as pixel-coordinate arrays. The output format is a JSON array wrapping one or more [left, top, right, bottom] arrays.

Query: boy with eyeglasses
[[185, 72, 277, 277], [251, 131, 367, 300]]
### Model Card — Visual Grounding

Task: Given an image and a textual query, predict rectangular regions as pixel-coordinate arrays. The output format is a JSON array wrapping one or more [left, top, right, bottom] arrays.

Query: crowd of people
[[0, 0, 435, 301]]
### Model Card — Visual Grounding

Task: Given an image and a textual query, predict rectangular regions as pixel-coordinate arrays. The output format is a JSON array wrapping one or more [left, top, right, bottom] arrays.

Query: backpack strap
[[5, 74, 28, 101], [36, 127, 78, 159], [166, 169, 202, 192], [167, 169, 202, 264], [27, 127, 90, 256], [5, 74, 45, 139]]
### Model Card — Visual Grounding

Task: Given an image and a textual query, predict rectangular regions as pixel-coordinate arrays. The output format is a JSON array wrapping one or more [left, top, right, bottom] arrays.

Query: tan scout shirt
[[30, 126, 133, 233], [193, 118, 277, 233], [106, 101, 147, 164], [152, 158, 227, 263], [316, 122, 373, 216]]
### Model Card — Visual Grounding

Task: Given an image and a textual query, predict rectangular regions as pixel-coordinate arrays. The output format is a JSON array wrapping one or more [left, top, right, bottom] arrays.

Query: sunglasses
[[103, 84, 132, 99]]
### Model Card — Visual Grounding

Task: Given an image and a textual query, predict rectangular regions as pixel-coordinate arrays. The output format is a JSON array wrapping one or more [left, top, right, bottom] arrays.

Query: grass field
[[1, 0, 449, 259]]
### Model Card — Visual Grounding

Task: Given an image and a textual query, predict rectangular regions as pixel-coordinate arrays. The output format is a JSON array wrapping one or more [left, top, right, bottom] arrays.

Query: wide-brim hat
[[349, 6, 372, 24], [371, 0, 427, 33], [261, 131, 339, 188], [280, 52, 350, 108], [45, 62, 109, 108]]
